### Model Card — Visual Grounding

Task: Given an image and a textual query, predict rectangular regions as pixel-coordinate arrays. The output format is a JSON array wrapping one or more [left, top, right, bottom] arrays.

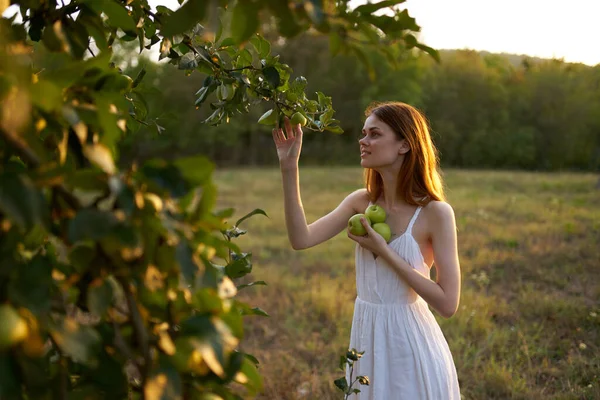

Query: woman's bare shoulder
[[423, 200, 456, 227], [345, 188, 370, 214]]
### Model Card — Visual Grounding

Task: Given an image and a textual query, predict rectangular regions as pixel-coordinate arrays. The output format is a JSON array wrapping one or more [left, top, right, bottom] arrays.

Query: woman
[[272, 101, 461, 399]]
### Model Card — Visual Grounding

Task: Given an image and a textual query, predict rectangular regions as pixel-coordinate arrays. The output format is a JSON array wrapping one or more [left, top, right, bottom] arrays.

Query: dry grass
[[215, 167, 600, 400]]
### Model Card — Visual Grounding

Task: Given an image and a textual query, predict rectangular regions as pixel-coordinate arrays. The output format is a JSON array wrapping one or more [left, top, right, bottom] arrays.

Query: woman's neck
[[378, 169, 404, 210]]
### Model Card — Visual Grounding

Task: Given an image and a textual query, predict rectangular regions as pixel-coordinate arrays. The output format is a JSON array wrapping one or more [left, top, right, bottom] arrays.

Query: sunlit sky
[[4, 1, 598, 65], [147, 0, 600, 66]]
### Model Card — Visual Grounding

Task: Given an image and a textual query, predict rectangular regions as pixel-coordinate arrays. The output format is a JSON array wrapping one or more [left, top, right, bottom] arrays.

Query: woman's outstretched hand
[[272, 117, 303, 169], [347, 217, 389, 257]]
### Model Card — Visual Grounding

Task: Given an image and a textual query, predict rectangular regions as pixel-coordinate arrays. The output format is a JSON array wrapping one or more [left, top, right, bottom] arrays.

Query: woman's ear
[[398, 139, 410, 155]]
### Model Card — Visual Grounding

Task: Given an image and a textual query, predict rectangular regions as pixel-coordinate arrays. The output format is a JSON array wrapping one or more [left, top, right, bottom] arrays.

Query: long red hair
[[363, 102, 445, 206]]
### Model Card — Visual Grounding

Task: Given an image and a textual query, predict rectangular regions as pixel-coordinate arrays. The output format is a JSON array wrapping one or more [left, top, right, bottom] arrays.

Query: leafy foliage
[[335, 348, 370, 398], [0, 0, 434, 398]]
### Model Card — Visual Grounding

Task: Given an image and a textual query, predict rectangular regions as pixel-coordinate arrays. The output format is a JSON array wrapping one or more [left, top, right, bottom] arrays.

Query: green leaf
[[235, 48, 253, 68], [257, 108, 277, 125], [161, 0, 208, 37], [173, 155, 215, 187], [0, 354, 22, 398], [236, 281, 267, 291], [334, 377, 348, 392], [250, 34, 271, 58], [144, 358, 182, 400], [244, 352, 260, 365], [8, 254, 52, 316], [246, 307, 269, 317], [78, 350, 128, 397], [66, 169, 108, 191], [329, 31, 343, 56], [339, 355, 347, 370], [231, 0, 259, 44], [262, 66, 280, 88], [214, 207, 235, 219], [50, 315, 101, 367], [192, 289, 223, 314], [42, 20, 69, 53], [87, 278, 114, 317], [354, 0, 405, 15], [69, 243, 97, 274], [225, 252, 252, 279], [95, 94, 122, 150], [141, 160, 189, 197], [82, 143, 117, 174], [237, 357, 263, 395], [176, 242, 198, 286], [65, 19, 90, 58], [264, 0, 302, 37], [0, 173, 48, 231], [351, 45, 376, 81], [325, 125, 344, 134], [78, 5, 109, 51], [196, 182, 217, 219], [404, 33, 417, 49], [87, 0, 137, 33], [236, 302, 269, 317], [415, 42, 440, 62], [235, 208, 268, 227], [68, 209, 119, 243]]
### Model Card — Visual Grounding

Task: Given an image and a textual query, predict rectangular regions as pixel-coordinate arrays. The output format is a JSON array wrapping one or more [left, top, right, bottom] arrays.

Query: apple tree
[[0, 0, 436, 398]]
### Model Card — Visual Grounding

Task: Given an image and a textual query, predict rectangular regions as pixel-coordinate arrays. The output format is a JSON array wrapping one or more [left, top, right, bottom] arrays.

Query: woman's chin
[[360, 159, 375, 168]]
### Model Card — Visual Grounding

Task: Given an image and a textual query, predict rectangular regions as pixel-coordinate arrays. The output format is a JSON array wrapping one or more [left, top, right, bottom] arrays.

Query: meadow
[[214, 167, 600, 400]]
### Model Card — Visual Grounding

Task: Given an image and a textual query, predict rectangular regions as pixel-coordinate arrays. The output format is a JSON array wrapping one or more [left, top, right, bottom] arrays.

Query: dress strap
[[406, 206, 422, 233]]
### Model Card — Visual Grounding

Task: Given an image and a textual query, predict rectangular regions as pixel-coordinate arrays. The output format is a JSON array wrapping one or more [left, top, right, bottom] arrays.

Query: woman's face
[[359, 114, 407, 169]]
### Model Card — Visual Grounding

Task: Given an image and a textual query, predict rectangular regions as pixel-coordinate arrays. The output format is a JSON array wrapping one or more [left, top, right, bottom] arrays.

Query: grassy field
[[214, 167, 600, 400]]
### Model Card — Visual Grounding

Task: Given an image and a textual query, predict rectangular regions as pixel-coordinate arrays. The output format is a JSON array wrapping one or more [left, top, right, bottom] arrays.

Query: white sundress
[[347, 206, 460, 399]]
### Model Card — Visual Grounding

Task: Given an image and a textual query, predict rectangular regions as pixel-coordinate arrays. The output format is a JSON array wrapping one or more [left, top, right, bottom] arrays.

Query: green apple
[[365, 205, 386, 224], [348, 214, 370, 236], [0, 304, 28, 350], [372, 222, 392, 243], [290, 112, 307, 127]]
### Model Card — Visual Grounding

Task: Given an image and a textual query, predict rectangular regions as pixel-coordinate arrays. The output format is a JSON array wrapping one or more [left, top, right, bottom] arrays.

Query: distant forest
[[119, 34, 600, 172]]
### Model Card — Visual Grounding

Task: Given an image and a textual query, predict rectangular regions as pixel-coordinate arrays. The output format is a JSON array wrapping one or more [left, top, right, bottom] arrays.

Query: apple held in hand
[[290, 112, 307, 127], [348, 214, 370, 236], [365, 205, 386, 224], [372, 222, 392, 243]]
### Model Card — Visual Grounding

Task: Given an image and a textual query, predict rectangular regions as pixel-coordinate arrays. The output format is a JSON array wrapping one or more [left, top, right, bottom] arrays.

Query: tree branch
[[119, 278, 151, 395]]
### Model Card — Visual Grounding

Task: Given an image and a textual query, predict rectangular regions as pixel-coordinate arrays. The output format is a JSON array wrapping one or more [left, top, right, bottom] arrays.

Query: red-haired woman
[[272, 102, 461, 399]]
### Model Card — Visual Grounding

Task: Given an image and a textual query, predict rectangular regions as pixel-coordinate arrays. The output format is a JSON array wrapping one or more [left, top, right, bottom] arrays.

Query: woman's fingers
[[293, 123, 303, 142], [276, 128, 286, 142]]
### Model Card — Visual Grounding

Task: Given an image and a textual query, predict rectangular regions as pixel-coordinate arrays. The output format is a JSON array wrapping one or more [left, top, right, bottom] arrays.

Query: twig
[[112, 321, 135, 362], [119, 278, 151, 393], [48, 335, 69, 399]]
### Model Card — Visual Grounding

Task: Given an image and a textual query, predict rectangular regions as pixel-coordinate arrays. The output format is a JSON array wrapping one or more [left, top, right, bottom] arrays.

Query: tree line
[[120, 37, 600, 172]]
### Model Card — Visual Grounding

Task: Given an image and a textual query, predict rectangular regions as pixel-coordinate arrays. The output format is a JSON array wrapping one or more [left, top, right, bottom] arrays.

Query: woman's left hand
[[347, 217, 389, 256]]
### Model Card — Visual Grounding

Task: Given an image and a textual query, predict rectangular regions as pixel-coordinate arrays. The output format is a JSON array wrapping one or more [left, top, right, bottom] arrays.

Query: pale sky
[[4, 1, 598, 66], [402, 0, 599, 66], [147, 0, 600, 66]]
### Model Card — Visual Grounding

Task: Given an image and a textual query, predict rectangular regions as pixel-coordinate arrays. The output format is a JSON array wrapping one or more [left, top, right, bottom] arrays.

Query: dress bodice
[[355, 206, 428, 304]]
